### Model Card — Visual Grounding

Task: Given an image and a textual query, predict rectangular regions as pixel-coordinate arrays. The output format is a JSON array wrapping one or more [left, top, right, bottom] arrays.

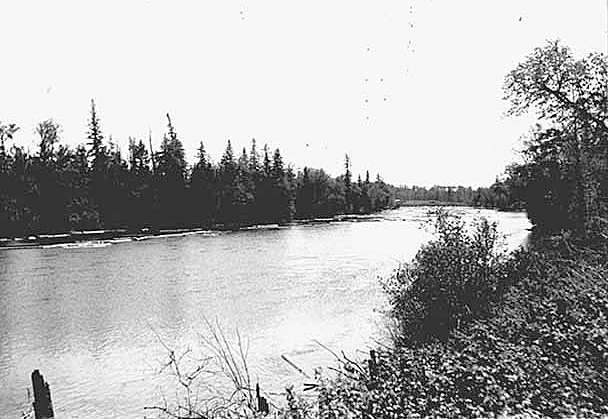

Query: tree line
[[0, 101, 394, 237], [392, 177, 524, 211]]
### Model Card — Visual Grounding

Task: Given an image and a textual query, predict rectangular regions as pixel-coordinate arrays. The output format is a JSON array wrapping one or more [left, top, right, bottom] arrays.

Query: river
[[0, 207, 531, 418]]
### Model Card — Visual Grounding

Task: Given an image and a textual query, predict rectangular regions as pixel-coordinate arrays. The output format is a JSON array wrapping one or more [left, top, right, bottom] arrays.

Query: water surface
[[0, 207, 531, 418]]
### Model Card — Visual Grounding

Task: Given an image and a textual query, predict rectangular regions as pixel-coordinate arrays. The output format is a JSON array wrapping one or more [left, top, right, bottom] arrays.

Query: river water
[[0, 207, 531, 418]]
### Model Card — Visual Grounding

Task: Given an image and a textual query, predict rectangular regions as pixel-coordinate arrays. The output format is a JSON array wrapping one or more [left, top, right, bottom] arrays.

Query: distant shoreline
[[0, 212, 388, 249], [396, 200, 467, 207], [0, 205, 522, 250]]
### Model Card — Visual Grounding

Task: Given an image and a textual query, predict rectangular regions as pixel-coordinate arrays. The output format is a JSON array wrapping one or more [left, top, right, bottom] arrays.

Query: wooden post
[[255, 383, 269, 415], [31, 370, 54, 419]]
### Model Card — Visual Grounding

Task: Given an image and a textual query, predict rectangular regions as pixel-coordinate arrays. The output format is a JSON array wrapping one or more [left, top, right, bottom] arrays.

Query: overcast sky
[[0, 1, 605, 187]]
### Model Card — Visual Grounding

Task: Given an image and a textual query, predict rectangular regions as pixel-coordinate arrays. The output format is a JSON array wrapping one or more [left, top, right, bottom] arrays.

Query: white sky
[[0, 1, 605, 187]]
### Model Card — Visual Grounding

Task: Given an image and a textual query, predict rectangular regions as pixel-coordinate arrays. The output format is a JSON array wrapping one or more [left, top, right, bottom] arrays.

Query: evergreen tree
[[255, 144, 273, 223], [32, 120, 65, 232], [104, 138, 129, 228], [87, 99, 106, 170], [270, 148, 293, 223], [155, 113, 188, 228], [249, 139, 260, 173], [362, 170, 372, 213], [190, 141, 215, 227], [216, 140, 240, 226], [296, 166, 314, 219], [86, 99, 108, 226], [344, 154, 352, 213], [248, 139, 261, 223]]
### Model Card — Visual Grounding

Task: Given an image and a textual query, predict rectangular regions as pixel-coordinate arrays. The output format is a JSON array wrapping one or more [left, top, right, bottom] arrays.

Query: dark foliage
[[301, 226, 608, 419], [0, 105, 394, 237], [503, 40, 608, 237], [394, 173, 525, 211], [384, 210, 510, 344], [300, 40, 608, 419]]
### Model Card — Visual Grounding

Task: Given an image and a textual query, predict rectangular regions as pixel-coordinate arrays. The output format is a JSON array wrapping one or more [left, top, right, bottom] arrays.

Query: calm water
[[0, 207, 531, 418]]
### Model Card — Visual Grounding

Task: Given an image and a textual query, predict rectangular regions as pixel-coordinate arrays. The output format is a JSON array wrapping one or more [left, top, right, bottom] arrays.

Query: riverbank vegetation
[[0, 111, 396, 237], [393, 177, 525, 211], [1, 111, 523, 238], [151, 40, 608, 419], [285, 39, 608, 419]]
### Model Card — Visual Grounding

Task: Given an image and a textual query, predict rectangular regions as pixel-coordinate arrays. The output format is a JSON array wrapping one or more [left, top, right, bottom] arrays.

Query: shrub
[[384, 210, 509, 344], [310, 240, 608, 418]]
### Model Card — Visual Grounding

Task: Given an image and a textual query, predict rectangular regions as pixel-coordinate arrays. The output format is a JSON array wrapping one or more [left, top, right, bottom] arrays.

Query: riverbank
[[0, 213, 389, 250], [397, 199, 467, 207], [297, 228, 608, 418]]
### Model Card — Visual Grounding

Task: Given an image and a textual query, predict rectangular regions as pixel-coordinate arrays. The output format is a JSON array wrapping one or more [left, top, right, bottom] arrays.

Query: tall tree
[[155, 113, 188, 227], [86, 99, 108, 226], [504, 40, 608, 234], [216, 140, 240, 226], [296, 166, 314, 219], [344, 154, 352, 213], [190, 141, 215, 227], [33, 120, 65, 232], [87, 99, 106, 169]]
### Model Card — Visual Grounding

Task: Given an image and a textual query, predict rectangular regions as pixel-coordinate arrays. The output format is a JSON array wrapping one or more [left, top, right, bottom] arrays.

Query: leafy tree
[[0, 122, 21, 236], [504, 40, 608, 234]]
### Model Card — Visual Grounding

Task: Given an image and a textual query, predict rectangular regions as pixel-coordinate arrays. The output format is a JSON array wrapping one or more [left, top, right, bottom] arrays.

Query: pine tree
[[271, 148, 293, 223], [249, 138, 260, 173], [190, 141, 215, 227], [217, 140, 239, 226], [296, 166, 314, 219], [87, 99, 106, 169], [238, 147, 249, 175], [157, 113, 187, 183], [155, 113, 188, 227], [255, 144, 273, 224], [86, 99, 108, 227], [262, 144, 272, 176], [362, 170, 372, 213], [127, 137, 153, 229], [33, 120, 65, 232], [344, 154, 352, 213]]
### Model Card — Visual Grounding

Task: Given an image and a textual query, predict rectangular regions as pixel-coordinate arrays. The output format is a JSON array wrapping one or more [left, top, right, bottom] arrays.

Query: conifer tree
[[190, 141, 215, 227], [87, 99, 106, 170], [155, 113, 188, 227], [344, 154, 352, 213], [216, 140, 240, 226], [249, 139, 260, 173], [86, 99, 109, 226]]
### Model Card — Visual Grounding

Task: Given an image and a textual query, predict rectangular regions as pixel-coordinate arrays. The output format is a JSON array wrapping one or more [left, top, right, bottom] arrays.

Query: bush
[[384, 210, 510, 344], [302, 237, 608, 419]]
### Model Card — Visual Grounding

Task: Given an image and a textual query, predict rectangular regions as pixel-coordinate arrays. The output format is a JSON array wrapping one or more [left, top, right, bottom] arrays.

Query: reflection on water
[[0, 207, 531, 419]]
